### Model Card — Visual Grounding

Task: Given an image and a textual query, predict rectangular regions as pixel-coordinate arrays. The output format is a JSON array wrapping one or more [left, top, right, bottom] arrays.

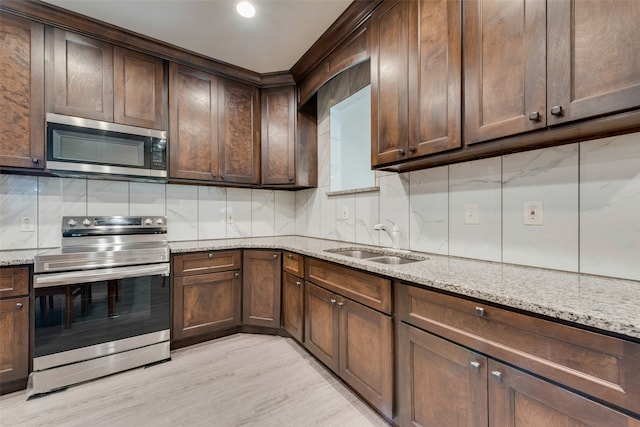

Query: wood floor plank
[[0, 334, 389, 426]]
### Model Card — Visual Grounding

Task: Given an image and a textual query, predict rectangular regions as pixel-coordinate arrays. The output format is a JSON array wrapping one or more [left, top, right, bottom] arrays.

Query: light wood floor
[[0, 334, 389, 426]]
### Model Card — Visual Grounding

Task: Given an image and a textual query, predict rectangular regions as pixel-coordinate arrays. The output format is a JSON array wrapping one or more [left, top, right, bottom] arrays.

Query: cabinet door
[[488, 359, 640, 427], [114, 46, 166, 129], [0, 266, 29, 298], [218, 77, 260, 184], [0, 296, 29, 386], [370, 0, 409, 166], [168, 63, 219, 181], [547, 0, 640, 125], [242, 250, 281, 327], [0, 13, 44, 169], [398, 323, 488, 427], [282, 272, 304, 342], [261, 86, 295, 185], [304, 282, 339, 373], [407, 0, 462, 157], [339, 297, 394, 419], [48, 28, 114, 122], [463, 0, 546, 144], [172, 270, 241, 340]]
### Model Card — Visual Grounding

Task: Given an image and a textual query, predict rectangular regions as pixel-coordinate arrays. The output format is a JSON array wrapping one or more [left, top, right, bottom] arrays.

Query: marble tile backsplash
[[0, 177, 297, 249]]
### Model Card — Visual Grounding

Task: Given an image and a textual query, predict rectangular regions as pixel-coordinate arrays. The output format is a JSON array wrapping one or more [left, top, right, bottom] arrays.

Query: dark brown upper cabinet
[[0, 13, 45, 169], [261, 86, 296, 185], [371, 0, 462, 167], [47, 28, 166, 129], [169, 64, 260, 185], [465, 0, 640, 145]]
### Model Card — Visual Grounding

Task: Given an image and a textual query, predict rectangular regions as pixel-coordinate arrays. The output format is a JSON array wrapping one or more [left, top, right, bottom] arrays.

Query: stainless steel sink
[[325, 248, 426, 264], [368, 255, 421, 265], [325, 249, 381, 259]]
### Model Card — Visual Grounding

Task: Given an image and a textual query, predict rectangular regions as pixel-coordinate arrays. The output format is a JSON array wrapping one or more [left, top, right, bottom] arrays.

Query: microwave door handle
[[34, 264, 170, 288]]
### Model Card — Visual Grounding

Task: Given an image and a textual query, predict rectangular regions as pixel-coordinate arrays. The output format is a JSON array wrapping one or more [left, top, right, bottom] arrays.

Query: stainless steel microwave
[[46, 113, 167, 180]]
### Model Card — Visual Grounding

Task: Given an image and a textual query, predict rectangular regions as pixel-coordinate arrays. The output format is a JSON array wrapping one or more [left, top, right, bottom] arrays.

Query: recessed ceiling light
[[236, 1, 256, 18]]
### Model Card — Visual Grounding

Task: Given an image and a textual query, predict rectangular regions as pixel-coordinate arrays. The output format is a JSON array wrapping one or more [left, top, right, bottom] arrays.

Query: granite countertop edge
[[3, 236, 639, 340]]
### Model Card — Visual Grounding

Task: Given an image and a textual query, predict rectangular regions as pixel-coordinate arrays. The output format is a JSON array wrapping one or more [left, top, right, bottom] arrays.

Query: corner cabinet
[[169, 63, 259, 185], [46, 28, 166, 128], [370, 0, 462, 167], [172, 251, 242, 344], [282, 252, 305, 342], [464, 0, 640, 144], [397, 284, 640, 426], [304, 259, 393, 419], [0, 12, 45, 169], [242, 250, 281, 328], [0, 266, 30, 394]]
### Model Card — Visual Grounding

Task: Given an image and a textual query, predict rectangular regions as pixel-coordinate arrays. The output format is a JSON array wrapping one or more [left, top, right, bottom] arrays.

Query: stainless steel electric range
[[29, 216, 170, 397]]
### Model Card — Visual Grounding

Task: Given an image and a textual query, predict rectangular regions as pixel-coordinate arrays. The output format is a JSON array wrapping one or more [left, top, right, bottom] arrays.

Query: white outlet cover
[[341, 205, 349, 220], [523, 201, 544, 225], [464, 204, 479, 225], [20, 216, 36, 232]]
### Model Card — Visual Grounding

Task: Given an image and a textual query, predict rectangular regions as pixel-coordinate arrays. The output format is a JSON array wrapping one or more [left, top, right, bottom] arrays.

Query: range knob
[[155, 218, 164, 225], [67, 219, 77, 227], [82, 219, 92, 227], [144, 218, 153, 226]]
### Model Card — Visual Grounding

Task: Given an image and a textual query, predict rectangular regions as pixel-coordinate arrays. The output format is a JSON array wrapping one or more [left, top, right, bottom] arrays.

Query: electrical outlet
[[523, 201, 543, 225], [20, 216, 36, 232], [341, 206, 349, 220], [464, 204, 479, 225], [226, 207, 234, 224]]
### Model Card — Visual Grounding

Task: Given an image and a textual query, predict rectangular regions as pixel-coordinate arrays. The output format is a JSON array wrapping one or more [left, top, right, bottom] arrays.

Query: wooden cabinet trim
[[282, 251, 304, 277], [173, 251, 241, 277]]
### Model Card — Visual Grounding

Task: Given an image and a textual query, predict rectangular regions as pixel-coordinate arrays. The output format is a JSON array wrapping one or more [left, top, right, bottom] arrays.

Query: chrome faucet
[[374, 221, 400, 249]]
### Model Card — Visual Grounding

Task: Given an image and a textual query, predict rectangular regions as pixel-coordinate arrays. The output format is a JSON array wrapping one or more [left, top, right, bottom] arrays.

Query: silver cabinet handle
[[491, 371, 502, 382], [273, 254, 278, 259], [474, 307, 485, 317], [16, 302, 23, 309], [288, 254, 293, 259], [208, 253, 213, 259], [337, 302, 344, 308], [470, 361, 481, 371], [295, 281, 301, 287], [234, 273, 240, 278], [330, 298, 337, 305]]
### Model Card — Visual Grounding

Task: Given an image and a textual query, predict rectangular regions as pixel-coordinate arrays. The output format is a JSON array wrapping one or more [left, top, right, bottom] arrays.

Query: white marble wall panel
[[87, 179, 129, 216], [317, 128, 331, 188], [0, 175, 38, 250], [275, 191, 296, 236], [198, 186, 226, 240], [409, 166, 449, 255], [166, 184, 197, 241], [378, 173, 410, 249], [449, 157, 502, 262], [251, 189, 275, 237], [295, 189, 311, 236], [129, 182, 166, 216], [354, 192, 380, 246], [503, 145, 579, 271], [38, 177, 87, 248], [226, 188, 252, 238], [580, 133, 640, 280], [306, 189, 322, 238], [320, 186, 337, 240], [335, 194, 356, 242]]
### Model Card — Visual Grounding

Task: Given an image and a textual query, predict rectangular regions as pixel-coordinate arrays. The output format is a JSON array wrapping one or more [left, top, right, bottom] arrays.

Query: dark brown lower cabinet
[[304, 281, 393, 419], [242, 250, 281, 328], [282, 272, 304, 342], [0, 296, 29, 392], [398, 322, 640, 427], [172, 270, 241, 341]]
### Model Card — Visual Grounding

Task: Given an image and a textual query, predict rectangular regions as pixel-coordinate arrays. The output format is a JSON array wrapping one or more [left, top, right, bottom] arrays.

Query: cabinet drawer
[[0, 267, 29, 298], [305, 258, 391, 314], [173, 251, 241, 277], [283, 251, 304, 277], [397, 284, 640, 415]]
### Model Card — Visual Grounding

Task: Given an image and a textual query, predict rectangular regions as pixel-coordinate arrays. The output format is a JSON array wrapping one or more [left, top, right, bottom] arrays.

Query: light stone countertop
[[3, 236, 639, 340]]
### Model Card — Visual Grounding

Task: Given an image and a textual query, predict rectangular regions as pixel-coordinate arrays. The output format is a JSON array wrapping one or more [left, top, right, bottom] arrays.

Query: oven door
[[33, 263, 170, 368]]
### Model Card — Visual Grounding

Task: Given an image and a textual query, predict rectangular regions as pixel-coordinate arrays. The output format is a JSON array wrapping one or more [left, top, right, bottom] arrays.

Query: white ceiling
[[42, 0, 353, 74]]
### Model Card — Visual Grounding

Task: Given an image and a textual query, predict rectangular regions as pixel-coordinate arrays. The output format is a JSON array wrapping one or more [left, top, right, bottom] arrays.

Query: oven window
[[34, 274, 170, 357]]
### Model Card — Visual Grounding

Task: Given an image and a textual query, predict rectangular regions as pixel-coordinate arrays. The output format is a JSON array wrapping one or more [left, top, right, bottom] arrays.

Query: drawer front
[[397, 284, 640, 415], [173, 251, 241, 277], [283, 251, 304, 277], [305, 258, 391, 314], [0, 266, 29, 298]]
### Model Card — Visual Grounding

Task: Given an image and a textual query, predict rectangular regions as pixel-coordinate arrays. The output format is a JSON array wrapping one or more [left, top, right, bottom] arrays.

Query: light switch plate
[[20, 216, 36, 232], [464, 204, 479, 225], [341, 206, 349, 220], [523, 201, 543, 225]]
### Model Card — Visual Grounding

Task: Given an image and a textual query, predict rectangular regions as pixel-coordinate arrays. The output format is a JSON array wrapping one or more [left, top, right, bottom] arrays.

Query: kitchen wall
[[0, 177, 296, 248], [296, 89, 640, 281]]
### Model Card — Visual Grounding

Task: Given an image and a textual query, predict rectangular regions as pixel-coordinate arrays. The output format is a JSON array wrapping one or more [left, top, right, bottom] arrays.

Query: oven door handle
[[34, 264, 170, 288]]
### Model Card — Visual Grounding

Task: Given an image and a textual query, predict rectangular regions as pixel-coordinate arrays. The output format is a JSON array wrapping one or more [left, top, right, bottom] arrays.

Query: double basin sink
[[325, 248, 427, 265]]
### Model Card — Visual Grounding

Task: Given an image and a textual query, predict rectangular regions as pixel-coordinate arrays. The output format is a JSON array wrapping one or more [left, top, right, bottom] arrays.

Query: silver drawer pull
[[16, 302, 23, 309], [330, 298, 337, 305], [208, 253, 213, 259], [295, 281, 301, 287], [337, 302, 344, 308], [470, 361, 481, 371], [474, 307, 485, 317], [491, 371, 502, 382]]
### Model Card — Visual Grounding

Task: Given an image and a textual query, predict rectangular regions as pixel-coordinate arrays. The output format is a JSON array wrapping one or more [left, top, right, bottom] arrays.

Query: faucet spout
[[374, 222, 400, 249]]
